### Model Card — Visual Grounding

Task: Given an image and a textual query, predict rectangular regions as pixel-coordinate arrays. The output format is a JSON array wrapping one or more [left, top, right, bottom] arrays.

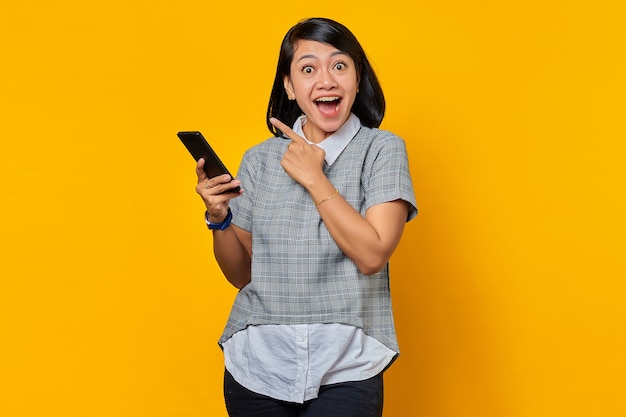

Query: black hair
[[266, 18, 386, 136]]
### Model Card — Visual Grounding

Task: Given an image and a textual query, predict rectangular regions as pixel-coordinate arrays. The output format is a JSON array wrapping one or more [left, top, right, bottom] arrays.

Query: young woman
[[195, 17, 417, 417]]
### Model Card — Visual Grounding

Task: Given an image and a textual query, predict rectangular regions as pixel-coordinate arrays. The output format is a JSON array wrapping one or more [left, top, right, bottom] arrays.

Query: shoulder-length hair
[[266, 18, 386, 136]]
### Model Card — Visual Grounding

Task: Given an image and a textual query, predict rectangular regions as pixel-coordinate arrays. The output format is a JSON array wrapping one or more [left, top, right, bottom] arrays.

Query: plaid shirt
[[220, 122, 417, 353]]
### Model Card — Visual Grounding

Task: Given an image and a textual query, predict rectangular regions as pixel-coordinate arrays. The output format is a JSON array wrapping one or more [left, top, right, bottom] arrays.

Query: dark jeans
[[224, 369, 384, 417]]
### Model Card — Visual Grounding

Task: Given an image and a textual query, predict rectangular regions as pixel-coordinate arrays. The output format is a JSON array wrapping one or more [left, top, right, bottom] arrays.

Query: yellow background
[[1, 1, 624, 416]]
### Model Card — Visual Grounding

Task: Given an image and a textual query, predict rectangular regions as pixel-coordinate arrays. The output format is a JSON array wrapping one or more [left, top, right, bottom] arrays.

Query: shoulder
[[354, 126, 408, 156], [357, 126, 405, 144], [245, 136, 287, 155], [240, 136, 288, 165]]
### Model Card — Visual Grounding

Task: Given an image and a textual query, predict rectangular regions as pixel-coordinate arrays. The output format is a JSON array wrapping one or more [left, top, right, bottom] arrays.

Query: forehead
[[291, 39, 349, 62]]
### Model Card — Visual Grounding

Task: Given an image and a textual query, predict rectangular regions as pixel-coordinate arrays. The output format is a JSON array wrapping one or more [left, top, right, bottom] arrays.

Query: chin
[[320, 115, 348, 131], [320, 124, 341, 136]]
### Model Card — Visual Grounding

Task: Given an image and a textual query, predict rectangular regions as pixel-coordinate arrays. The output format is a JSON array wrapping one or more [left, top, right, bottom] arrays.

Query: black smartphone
[[177, 131, 240, 193]]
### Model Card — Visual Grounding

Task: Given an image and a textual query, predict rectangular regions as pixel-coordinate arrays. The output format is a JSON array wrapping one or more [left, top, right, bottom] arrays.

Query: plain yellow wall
[[1, 1, 625, 416]]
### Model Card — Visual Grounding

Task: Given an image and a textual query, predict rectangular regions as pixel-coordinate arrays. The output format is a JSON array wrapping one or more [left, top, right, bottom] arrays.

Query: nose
[[317, 69, 336, 89]]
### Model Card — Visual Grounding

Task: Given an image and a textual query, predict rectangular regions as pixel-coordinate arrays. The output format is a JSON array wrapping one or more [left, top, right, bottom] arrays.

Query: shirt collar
[[292, 113, 361, 166]]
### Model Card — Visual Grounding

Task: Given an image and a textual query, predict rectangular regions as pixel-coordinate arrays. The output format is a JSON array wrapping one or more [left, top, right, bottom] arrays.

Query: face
[[283, 40, 359, 143]]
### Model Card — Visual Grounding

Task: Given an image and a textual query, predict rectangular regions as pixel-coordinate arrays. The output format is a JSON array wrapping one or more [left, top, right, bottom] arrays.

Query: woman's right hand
[[195, 158, 242, 223]]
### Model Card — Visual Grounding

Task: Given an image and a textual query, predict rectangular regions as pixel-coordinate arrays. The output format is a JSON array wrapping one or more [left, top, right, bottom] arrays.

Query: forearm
[[212, 226, 251, 289], [193, 158, 250, 288], [308, 181, 408, 275]]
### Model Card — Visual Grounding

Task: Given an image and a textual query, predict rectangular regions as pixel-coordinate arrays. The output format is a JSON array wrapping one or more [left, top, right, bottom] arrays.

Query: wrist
[[300, 170, 330, 192], [303, 175, 334, 197], [314, 188, 340, 206], [308, 181, 339, 206], [205, 208, 232, 230]]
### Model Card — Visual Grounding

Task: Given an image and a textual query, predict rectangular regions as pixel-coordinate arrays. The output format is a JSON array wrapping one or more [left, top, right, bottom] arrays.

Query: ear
[[283, 75, 295, 100]]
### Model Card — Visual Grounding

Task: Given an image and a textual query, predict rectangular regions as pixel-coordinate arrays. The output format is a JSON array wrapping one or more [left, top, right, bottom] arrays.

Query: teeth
[[316, 96, 340, 102]]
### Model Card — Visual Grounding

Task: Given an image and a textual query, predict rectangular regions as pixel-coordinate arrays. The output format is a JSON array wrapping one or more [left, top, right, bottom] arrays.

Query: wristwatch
[[205, 208, 232, 230]]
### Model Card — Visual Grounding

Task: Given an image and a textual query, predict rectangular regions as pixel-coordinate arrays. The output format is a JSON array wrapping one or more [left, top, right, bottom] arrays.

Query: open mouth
[[315, 96, 342, 114]]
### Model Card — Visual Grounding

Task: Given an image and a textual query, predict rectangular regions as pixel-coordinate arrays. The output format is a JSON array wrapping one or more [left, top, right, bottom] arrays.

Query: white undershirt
[[223, 323, 396, 403]]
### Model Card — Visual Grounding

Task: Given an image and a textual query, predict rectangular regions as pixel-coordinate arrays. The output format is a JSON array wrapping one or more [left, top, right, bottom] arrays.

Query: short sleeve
[[229, 149, 257, 232], [362, 132, 418, 221]]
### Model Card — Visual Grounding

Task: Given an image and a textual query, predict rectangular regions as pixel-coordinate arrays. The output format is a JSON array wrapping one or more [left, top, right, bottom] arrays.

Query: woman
[[195, 17, 417, 417]]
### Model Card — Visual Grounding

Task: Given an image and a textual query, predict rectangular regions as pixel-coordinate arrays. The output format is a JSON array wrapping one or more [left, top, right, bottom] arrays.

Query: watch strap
[[205, 208, 232, 230]]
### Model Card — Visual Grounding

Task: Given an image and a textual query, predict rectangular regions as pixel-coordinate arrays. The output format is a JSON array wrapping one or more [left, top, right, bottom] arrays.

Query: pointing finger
[[270, 117, 307, 145]]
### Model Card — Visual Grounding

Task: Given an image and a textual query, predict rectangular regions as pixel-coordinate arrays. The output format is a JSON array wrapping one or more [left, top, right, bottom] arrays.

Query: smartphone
[[177, 131, 240, 193]]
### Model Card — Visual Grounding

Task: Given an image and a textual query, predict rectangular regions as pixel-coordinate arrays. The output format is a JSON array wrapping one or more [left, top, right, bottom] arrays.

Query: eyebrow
[[295, 50, 348, 63]]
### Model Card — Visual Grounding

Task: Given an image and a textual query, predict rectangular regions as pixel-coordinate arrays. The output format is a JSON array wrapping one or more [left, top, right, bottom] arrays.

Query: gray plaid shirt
[[220, 124, 417, 352]]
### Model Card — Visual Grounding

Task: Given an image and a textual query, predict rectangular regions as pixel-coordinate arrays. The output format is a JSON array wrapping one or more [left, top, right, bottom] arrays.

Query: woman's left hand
[[270, 117, 327, 189]]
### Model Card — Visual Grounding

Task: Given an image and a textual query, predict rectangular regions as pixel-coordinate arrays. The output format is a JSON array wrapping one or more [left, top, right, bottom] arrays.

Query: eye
[[334, 62, 346, 71], [302, 66, 314, 74]]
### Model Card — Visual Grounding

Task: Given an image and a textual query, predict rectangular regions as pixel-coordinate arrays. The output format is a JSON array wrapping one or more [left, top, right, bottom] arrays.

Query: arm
[[212, 225, 252, 289], [271, 118, 410, 275], [317, 196, 409, 275], [196, 159, 252, 289]]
